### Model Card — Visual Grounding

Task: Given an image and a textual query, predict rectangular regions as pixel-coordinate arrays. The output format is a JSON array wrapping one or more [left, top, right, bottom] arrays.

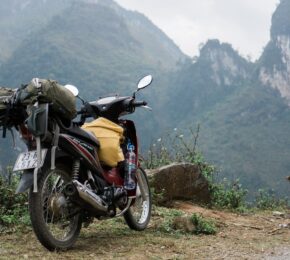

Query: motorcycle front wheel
[[124, 167, 152, 230], [29, 163, 82, 251]]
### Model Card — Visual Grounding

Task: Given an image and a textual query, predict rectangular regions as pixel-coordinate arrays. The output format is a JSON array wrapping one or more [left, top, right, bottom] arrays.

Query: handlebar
[[77, 110, 84, 115], [131, 100, 147, 107], [76, 102, 97, 125], [76, 98, 148, 125]]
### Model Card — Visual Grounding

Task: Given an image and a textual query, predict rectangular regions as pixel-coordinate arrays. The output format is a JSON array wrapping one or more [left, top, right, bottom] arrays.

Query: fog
[[115, 0, 279, 60]]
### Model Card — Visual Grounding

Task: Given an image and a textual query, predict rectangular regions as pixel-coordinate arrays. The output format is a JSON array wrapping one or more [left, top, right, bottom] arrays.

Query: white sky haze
[[115, 0, 279, 60]]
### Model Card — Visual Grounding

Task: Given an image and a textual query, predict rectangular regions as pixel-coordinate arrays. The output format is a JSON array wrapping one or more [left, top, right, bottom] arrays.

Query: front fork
[[33, 136, 42, 192], [33, 122, 60, 193]]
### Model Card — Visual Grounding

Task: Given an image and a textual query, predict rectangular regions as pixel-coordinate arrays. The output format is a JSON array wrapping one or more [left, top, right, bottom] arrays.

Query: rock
[[278, 223, 290, 228], [147, 163, 210, 205], [172, 216, 195, 233], [273, 211, 285, 218]]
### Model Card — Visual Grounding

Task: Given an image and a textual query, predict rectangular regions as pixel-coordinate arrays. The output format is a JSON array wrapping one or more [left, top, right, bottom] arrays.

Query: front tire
[[29, 164, 82, 251], [124, 167, 151, 230]]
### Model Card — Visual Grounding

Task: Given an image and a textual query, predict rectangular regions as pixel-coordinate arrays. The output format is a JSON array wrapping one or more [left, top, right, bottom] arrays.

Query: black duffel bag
[[18, 78, 77, 120], [0, 87, 15, 125]]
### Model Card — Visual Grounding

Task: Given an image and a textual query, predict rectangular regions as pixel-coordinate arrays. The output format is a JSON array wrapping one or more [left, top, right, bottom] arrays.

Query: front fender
[[16, 170, 34, 194]]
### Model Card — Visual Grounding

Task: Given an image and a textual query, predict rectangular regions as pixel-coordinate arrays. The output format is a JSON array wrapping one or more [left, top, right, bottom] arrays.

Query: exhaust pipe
[[65, 180, 108, 213]]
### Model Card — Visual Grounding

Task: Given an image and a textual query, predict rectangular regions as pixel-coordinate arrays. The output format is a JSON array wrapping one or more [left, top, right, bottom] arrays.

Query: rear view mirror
[[64, 84, 79, 97], [137, 75, 153, 90]]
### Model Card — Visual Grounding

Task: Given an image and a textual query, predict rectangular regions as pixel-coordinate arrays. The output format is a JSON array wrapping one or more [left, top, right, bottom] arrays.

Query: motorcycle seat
[[67, 126, 100, 148]]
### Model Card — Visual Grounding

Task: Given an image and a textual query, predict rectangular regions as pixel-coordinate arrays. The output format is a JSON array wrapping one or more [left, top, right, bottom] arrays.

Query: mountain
[[1, 0, 290, 197], [0, 0, 186, 169], [161, 0, 290, 197], [0, 0, 70, 64], [162, 40, 252, 124], [259, 0, 290, 104], [0, 0, 185, 91]]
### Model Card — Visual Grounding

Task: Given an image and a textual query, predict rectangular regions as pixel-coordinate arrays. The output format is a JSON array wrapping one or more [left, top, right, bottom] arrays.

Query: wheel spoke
[[29, 164, 82, 250], [41, 169, 79, 241], [124, 167, 151, 229]]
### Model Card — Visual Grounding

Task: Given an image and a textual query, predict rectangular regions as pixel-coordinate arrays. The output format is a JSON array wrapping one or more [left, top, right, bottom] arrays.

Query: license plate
[[13, 149, 47, 172]]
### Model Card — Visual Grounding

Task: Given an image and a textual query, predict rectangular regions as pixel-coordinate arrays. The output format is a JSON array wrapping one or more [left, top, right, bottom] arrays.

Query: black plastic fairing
[[89, 96, 132, 122], [67, 125, 100, 148], [58, 134, 102, 176]]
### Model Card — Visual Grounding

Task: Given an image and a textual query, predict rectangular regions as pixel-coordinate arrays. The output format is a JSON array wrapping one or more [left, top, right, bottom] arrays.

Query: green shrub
[[142, 126, 201, 169], [191, 213, 217, 235], [0, 171, 30, 229], [209, 179, 248, 210], [255, 189, 288, 210], [143, 127, 248, 211], [150, 187, 166, 205], [153, 206, 184, 234], [153, 207, 217, 235]]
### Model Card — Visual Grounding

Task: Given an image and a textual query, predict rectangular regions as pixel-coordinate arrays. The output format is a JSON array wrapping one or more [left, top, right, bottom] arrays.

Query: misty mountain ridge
[[0, 0, 185, 167], [259, 0, 290, 105], [160, 0, 290, 196], [1, 0, 290, 196], [198, 40, 252, 87], [0, 0, 185, 70]]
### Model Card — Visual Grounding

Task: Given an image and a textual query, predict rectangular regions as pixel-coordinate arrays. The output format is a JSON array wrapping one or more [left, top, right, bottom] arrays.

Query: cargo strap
[[10, 128, 15, 149], [32, 78, 41, 89], [2, 102, 11, 138], [51, 123, 60, 170], [33, 136, 42, 193]]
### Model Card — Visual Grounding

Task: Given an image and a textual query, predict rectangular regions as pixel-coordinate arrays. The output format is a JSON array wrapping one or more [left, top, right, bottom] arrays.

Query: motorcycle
[[7, 75, 153, 251]]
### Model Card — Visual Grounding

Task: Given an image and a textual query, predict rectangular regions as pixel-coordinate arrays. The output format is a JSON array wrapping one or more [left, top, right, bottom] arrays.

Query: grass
[[1, 205, 290, 259], [152, 206, 217, 236], [255, 189, 289, 210], [0, 127, 288, 235], [190, 213, 217, 235], [152, 206, 184, 235]]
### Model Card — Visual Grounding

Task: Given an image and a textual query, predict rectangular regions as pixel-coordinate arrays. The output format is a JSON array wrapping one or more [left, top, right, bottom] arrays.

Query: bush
[[0, 170, 30, 229], [142, 126, 201, 169], [153, 207, 217, 235], [191, 213, 217, 235], [153, 206, 184, 234], [209, 179, 248, 210], [255, 189, 288, 210], [143, 127, 248, 210]]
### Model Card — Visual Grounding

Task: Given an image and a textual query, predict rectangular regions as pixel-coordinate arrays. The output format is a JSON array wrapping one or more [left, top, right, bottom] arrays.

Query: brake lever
[[141, 105, 153, 111]]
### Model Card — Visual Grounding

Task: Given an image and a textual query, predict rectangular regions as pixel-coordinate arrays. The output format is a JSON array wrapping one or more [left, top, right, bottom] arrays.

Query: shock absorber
[[72, 159, 80, 180]]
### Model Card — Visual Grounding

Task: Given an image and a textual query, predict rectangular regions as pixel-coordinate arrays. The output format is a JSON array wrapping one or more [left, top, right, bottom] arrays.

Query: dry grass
[[1, 202, 290, 259]]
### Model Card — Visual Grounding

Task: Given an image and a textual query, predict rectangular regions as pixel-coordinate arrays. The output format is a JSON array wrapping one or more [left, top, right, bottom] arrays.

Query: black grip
[[77, 110, 84, 115], [131, 100, 147, 107]]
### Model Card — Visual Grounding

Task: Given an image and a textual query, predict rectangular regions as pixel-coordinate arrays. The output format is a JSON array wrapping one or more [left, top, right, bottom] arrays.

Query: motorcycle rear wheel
[[29, 163, 82, 251], [123, 167, 151, 230]]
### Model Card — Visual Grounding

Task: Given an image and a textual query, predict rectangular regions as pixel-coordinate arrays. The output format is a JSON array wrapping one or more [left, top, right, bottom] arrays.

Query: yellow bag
[[82, 117, 124, 167]]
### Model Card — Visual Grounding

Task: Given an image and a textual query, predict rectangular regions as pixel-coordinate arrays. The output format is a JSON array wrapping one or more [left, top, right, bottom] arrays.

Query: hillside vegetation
[[1, 0, 290, 197], [0, 0, 185, 170], [156, 0, 290, 197]]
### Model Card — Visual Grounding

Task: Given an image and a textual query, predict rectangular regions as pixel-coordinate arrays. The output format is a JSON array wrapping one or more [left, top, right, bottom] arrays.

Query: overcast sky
[[115, 0, 279, 60]]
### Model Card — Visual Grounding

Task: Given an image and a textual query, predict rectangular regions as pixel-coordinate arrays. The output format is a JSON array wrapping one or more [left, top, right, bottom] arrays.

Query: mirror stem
[[78, 95, 86, 104]]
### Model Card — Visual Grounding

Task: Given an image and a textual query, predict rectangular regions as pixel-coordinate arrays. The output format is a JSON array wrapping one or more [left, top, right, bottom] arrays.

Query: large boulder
[[147, 163, 210, 205]]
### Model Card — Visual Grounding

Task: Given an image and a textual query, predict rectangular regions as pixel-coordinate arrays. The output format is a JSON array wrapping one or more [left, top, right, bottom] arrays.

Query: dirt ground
[[0, 201, 290, 260]]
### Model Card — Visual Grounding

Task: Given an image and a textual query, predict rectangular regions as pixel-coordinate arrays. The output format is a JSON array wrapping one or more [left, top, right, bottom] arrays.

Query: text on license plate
[[13, 149, 47, 172]]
